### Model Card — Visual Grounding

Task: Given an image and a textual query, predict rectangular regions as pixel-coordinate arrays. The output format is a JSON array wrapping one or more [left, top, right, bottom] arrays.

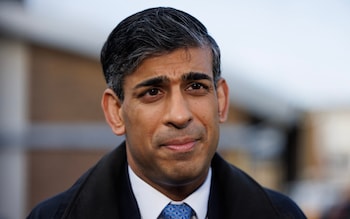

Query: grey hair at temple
[[100, 7, 221, 101]]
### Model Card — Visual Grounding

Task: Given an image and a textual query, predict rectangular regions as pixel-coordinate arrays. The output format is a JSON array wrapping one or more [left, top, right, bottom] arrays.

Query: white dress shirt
[[128, 166, 211, 219]]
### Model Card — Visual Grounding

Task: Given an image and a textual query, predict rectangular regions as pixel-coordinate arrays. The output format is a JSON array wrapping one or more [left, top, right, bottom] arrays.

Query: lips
[[160, 138, 198, 152]]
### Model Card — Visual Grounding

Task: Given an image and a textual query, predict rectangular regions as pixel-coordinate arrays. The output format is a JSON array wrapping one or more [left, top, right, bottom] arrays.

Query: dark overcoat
[[27, 142, 306, 219]]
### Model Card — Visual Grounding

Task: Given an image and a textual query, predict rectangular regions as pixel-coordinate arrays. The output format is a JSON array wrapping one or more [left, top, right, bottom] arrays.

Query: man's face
[[104, 47, 228, 197]]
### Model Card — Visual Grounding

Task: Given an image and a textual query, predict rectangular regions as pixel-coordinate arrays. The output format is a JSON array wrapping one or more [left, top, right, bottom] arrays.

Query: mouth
[[160, 138, 198, 152]]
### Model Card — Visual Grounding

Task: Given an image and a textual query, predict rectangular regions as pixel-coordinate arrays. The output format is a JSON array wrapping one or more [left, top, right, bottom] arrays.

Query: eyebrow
[[134, 72, 213, 90], [182, 72, 213, 82], [134, 75, 170, 89]]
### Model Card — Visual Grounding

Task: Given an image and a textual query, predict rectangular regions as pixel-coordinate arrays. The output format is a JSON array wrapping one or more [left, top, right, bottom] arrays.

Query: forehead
[[127, 47, 213, 83]]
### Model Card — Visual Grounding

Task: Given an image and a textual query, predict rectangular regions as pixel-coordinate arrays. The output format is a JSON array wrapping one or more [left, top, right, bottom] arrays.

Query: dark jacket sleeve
[[266, 189, 307, 219]]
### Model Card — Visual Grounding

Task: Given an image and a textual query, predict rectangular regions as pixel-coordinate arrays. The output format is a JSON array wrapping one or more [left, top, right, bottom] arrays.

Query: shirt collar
[[128, 166, 211, 219]]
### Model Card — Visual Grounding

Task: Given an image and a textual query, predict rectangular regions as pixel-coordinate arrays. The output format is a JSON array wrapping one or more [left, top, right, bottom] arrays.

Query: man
[[27, 7, 306, 218]]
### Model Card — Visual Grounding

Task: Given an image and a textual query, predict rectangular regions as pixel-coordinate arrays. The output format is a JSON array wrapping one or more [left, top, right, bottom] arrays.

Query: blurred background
[[1, 0, 350, 218]]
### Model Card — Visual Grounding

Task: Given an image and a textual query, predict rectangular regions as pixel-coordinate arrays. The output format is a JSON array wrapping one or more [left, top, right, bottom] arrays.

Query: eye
[[190, 83, 205, 90], [187, 82, 209, 91], [186, 82, 210, 95], [138, 87, 164, 103], [147, 88, 160, 96]]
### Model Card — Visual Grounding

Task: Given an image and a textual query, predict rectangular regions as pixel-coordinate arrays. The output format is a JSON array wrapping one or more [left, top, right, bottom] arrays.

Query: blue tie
[[159, 203, 193, 219]]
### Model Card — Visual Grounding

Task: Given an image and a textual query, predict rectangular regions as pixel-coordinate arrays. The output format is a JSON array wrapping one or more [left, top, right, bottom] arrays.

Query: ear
[[101, 88, 126, 135], [216, 78, 230, 123]]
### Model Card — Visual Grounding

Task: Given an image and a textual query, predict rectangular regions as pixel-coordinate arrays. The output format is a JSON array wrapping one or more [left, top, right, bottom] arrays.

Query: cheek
[[192, 98, 219, 121], [122, 104, 161, 136]]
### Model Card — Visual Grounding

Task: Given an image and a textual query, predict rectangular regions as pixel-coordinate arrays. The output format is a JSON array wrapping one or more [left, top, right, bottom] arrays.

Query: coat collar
[[208, 154, 280, 218], [60, 142, 281, 218]]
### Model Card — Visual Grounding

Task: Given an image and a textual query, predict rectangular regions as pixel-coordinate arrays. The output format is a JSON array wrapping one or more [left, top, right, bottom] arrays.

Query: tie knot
[[159, 203, 194, 219]]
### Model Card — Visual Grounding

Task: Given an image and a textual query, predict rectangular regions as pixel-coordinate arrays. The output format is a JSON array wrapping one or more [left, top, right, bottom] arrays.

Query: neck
[[149, 171, 209, 201]]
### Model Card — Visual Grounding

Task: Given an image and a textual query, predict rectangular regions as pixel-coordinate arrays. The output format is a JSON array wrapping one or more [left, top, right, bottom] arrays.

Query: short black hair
[[100, 7, 221, 101]]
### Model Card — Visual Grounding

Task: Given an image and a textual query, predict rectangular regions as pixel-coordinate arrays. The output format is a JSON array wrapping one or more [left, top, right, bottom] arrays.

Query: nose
[[164, 89, 193, 129]]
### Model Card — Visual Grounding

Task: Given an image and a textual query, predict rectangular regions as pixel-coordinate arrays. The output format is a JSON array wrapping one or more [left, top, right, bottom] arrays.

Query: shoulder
[[26, 191, 70, 219], [26, 144, 127, 219], [265, 189, 307, 219], [211, 153, 306, 218], [26, 172, 84, 219]]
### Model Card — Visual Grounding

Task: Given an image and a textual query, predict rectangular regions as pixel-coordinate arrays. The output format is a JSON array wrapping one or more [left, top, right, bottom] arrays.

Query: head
[[101, 7, 229, 200]]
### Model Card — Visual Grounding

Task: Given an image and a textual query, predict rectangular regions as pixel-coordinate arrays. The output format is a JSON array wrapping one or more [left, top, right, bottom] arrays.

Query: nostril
[[167, 118, 192, 129]]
